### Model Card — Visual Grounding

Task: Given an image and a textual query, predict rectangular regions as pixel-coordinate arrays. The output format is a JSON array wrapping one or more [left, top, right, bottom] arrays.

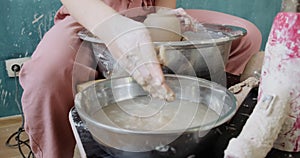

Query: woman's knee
[[20, 56, 74, 90]]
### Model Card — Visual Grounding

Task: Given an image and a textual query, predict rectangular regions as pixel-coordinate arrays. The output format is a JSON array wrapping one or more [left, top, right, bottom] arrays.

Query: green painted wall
[[0, 0, 61, 117], [177, 0, 282, 51], [0, 0, 282, 117]]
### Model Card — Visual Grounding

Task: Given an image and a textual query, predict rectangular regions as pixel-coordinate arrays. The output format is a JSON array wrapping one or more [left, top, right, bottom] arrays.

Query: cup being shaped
[[144, 12, 182, 42]]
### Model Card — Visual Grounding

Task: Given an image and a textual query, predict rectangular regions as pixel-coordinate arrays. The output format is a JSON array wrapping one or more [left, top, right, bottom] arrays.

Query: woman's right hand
[[92, 14, 175, 101], [61, 0, 175, 101]]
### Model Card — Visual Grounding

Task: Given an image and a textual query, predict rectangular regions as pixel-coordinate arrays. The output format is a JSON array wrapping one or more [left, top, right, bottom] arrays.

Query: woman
[[19, 0, 261, 157]]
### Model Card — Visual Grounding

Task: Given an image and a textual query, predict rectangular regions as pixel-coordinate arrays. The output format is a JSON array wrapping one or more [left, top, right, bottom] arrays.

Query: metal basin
[[78, 23, 246, 82], [75, 74, 237, 157]]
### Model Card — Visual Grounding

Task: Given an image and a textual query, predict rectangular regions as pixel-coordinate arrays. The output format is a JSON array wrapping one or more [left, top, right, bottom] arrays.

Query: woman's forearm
[[156, 0, 176, 8], [60, 0, 118, 31], [61, 0, 177, 30]]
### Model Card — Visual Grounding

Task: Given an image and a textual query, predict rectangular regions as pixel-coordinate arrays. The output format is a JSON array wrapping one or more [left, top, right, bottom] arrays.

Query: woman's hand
[[92, 14, 175, 101], [61, 0, 175, 101]]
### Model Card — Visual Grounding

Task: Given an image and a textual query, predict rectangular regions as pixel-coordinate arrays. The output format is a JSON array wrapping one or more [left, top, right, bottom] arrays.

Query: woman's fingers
[[136, 41, 175, 101]]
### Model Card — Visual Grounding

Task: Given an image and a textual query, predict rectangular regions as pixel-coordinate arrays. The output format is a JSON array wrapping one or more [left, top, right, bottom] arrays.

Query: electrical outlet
[[5, 57, 31, 77]]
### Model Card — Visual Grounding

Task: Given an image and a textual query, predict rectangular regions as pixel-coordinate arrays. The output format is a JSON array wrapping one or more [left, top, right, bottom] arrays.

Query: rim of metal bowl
[[77, 23, 246, 46], [75, 74, 238, 135]]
